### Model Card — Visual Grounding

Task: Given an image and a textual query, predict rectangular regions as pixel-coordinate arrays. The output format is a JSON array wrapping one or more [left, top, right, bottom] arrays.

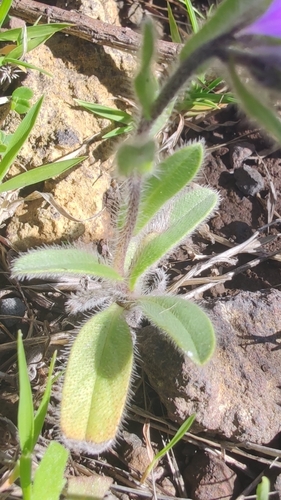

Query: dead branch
[[9, 0, 182, 62]]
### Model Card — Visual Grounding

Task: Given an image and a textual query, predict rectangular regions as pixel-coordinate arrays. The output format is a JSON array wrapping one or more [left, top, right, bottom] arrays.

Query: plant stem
[[137, 34, 231, 136], [113, 174, 141, 276]]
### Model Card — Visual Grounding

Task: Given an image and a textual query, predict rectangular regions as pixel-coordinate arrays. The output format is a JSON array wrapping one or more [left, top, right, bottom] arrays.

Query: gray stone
[[138, 289, 281, 444]]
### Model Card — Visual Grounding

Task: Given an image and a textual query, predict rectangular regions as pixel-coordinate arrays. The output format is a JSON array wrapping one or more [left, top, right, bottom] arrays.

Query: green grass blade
[[0, 23, 71, 42], [183, 0, 199, 33], [228, 61, 281, 144], [102, 124, 134, 139], [0, 157, 86, 193], [75, 99, 132, 124], [12, 247, 123, 281], [4, 57, 52, 76], [32, 442, 68, 500], [134, 142, 204, 234], [33, 352, 57, 449], [0, 96, 43, 183], [0, 0, 13, 28], [137, 295, 216, 364], [17, 331, 34, 454], [61, 304, 134, 453], [129, 187, 218, 289], [180, 0, 270, 62], [142, 414, 196, 482], [167, 2, 181, 43]]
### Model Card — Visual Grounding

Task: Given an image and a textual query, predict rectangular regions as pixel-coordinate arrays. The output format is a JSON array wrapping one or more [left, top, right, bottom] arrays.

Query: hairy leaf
[[129, 187, 218, 289], [12, 247, 122, 281], [134, 142, 204, 234], [32, 442, 68, 500], [61, 304, 133, 453], [116, 140, 155, 176], [134, 17, 158, 119], [137, 295, 216, 364]]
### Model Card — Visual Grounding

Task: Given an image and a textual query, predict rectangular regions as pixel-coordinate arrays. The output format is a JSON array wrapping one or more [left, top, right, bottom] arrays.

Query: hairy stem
[[137, 34, 232, 136], [113, 175, 141, 277]]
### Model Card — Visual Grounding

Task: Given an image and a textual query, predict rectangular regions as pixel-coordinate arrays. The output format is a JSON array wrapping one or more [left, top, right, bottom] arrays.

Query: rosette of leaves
[[11, 18, 218, 454]]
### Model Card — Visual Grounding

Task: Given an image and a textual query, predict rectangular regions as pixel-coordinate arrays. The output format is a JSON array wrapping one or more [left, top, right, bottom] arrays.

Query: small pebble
[[233, 164, 265, 196], [0, 297, 26, 327]]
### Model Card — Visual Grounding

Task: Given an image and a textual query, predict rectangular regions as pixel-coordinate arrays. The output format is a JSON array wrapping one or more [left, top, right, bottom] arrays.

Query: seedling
[[11, 0, 281, 455]]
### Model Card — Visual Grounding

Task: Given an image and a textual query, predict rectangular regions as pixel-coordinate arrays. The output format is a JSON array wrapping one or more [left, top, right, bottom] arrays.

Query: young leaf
[[0, 96, 43, 183], [134, 142, 204, 234], [32, 441, 68, 500], [61, 304, 134, 453], [17, 331, 34, 454], [129, 187, 218, 289], [142, 414, 196, 482], [256, 476, 270, 500], [137, 295, 216, 364], [0, 157, 86, 193], [134, 17, 158, 120], [33, 352, 57, 449], [12, 247, 123, 281], [167, 2, 181, 43], [74, 99, 133, 125], [116, 139, 155, 177], [228, 60, 281, 144]]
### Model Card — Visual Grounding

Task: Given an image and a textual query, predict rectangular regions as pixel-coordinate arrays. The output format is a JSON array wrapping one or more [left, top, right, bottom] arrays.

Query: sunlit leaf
[[129, 187, 218, 289], [0, 96, 43, 183], [32, 442, 68, 500], [61, 304, 134, 453], [0, 157, 86, 193], [167, 2, 181, 43], [256, 476, 270, 500], [137, 295, 216, 364], [74, 99, 132, 125], [12, 247, 123, 281], [17, 331, 34, 453], [134, 142, 204, 233]]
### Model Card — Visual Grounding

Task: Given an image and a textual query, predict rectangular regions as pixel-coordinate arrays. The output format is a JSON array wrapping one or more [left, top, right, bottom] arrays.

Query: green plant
[[0, 332, 69, 500], [11, 0, 281, 456], [11, 21, 218, 453], [256, 476, 270, 500], [0, 1, 84, 194], [0, 96, 85, 193]]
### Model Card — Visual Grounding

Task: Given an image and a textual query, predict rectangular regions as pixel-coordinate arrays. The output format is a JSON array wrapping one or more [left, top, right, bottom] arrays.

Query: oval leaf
[[134, 142, 204, 234], [129, 187, 218, 290], [61, 304, 134, 453], [137, 295, 216, 364], [12, 247, 122, 282]]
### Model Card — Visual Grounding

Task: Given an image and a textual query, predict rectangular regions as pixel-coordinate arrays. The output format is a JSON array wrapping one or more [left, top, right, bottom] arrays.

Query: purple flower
[[237, 0, 281, 38]]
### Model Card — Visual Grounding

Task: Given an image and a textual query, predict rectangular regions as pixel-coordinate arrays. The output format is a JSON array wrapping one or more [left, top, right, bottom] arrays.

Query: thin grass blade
[[0, 157, 86, 193]]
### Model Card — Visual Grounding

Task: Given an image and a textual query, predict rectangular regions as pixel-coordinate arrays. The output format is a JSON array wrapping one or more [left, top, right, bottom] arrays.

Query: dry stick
[[9, 0, 181, 63]]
